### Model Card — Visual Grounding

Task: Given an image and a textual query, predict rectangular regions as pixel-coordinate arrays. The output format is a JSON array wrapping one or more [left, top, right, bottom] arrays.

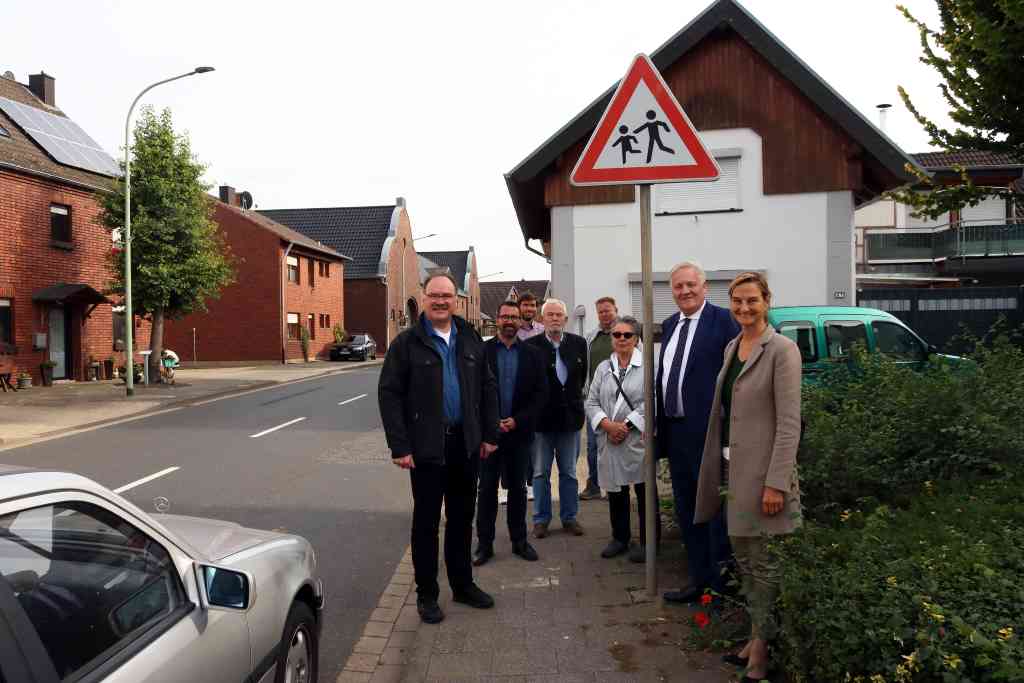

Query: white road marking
[[113, 466, 180, 494], [338, 393, 368, 406], [249, 417, 306, 438]]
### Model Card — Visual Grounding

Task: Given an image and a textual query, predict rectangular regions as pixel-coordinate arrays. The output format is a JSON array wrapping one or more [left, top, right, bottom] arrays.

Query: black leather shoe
[[601, 539, 628, 558], [416, 597, 444, 624], [628, 543, 646, 563], [663, 586, 703, 604], [472, 544, 494, 566], [452, 583, 495, 609], [512, 540, 539, 561]]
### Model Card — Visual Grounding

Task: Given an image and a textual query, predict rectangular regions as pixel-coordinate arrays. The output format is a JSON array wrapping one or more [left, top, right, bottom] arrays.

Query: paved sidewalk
[[0, 360, 380, 448], [339, 454, 737, 683]]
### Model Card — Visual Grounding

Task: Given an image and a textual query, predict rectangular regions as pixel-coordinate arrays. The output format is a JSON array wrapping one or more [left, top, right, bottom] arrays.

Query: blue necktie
[[555, 346, 568, 385], [664, 317, 692, 417]]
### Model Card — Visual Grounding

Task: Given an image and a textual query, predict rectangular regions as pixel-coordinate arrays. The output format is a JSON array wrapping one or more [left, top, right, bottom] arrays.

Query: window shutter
[[655, 157, 740, 214]]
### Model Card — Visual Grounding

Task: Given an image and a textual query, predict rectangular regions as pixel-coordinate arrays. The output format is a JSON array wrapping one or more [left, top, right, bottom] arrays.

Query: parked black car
[[330, 334, 377, 362]]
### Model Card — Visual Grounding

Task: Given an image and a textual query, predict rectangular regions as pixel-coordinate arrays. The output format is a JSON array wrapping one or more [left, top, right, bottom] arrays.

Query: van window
[[824, 320, 867, 359], [776, 321, 818, 363], [872, 321, 927, 362]]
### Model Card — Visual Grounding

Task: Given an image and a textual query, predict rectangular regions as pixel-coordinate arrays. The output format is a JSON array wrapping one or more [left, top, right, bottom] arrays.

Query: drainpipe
[[281, 242, 294, 364]]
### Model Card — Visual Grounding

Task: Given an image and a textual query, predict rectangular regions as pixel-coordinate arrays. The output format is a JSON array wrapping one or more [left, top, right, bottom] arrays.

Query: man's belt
[[443, 423, 463, 435]]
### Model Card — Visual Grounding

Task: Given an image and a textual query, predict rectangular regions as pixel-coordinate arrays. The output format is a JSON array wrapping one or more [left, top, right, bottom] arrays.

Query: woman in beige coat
[[694, 272, 802, 682]]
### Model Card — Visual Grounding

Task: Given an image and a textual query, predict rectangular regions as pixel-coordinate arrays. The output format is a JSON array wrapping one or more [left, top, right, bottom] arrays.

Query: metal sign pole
[[639, 184, 658, 598]]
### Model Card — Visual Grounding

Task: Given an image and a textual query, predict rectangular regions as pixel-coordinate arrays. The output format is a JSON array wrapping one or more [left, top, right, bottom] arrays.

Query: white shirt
[[435, 326, 452, 346], [660, 301, 706, 417]]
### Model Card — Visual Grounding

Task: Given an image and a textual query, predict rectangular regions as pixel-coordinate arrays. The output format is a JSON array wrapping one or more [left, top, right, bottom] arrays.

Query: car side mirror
[[928, 344, 938, 354], [195, 564, 254, 611]]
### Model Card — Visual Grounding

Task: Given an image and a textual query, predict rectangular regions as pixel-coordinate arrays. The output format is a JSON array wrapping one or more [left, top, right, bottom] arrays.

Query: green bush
[[333, 324, 347, 346], [300, 326, 311, 361], [775, 472, 1024, 683], [799, 336, 1024, 519]]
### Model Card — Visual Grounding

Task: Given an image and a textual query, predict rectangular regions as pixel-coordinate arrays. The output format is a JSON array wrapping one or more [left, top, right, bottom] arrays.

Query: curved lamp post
[[123, 67, 214, 396]]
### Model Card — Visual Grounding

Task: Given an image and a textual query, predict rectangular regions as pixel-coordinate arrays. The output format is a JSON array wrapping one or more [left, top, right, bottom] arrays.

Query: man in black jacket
[[378, 272, 500, 624], [474, 301, 548, 566], [527, 298, 588, 538]]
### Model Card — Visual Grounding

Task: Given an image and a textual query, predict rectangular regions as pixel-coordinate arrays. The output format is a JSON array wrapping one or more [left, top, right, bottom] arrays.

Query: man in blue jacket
[[656, 262, 740, 604]]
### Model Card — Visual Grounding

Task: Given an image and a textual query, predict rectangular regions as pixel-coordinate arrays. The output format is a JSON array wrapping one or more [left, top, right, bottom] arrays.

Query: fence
[[857, 286, 1024, 353]]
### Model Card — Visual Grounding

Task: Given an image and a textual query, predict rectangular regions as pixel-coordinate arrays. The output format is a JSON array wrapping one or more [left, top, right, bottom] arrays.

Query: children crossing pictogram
[[571, 54, 720, 186]]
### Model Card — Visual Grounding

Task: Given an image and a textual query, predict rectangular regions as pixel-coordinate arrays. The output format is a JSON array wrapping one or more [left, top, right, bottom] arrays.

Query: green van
[[766, 306, 958, 380]]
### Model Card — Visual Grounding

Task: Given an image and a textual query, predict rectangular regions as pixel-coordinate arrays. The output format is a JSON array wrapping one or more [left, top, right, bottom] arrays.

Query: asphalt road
[[1, 365, 409, 683]]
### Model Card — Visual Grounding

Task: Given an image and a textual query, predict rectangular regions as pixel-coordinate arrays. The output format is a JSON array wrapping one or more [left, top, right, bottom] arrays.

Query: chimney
[[219, 185, 238, 206], [28, 72, 55, 106], [876, 103, 892, 134], [395, 196, 406, 208]]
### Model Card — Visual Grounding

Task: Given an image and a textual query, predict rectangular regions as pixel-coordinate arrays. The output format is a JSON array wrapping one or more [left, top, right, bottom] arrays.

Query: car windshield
[[351, 335, 367, 344]]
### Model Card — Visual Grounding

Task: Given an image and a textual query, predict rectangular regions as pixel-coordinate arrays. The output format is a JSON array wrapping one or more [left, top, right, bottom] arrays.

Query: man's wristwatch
[[625, 419, 637, 432]]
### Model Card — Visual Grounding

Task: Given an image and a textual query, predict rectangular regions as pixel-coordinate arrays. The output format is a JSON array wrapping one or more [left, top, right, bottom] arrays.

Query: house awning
[[32, 283, 110, 306]]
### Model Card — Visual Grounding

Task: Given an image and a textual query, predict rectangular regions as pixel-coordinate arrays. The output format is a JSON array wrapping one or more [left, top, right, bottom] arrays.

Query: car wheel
[[275, 601, 318, 683]]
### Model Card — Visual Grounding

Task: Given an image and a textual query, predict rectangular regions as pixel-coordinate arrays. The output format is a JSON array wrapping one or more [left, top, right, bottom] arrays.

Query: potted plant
[[104, 356, 115, 380], [17, 371, 32, 389], [39, 360, 56, 387]]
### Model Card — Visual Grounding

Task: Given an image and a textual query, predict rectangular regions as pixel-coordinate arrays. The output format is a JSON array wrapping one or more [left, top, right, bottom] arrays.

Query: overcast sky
[[3, 1, 952, 282]]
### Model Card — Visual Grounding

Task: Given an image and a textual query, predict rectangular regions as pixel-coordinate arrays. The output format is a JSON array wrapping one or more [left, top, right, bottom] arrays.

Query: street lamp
[[123, 66, 214, 396]]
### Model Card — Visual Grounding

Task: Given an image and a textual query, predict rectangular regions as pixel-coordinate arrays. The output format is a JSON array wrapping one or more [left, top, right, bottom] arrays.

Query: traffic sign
[[570, 54, 720, 186]]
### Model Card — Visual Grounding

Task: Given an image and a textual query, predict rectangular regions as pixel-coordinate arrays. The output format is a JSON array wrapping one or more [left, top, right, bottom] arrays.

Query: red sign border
[[570, 54, 720, 186]]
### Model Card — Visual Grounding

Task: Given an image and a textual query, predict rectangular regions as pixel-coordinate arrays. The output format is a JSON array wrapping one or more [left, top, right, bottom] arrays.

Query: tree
[[888, 1, 1024, 219], [101, 107, 235, 382]]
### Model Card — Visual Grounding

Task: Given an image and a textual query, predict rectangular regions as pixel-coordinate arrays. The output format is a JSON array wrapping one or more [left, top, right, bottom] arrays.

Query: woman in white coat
[[585, 316, 661, 562]]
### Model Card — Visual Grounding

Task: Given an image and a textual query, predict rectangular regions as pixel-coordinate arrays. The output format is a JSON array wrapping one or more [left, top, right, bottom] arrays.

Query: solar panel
[[0, 96, 120, 177]]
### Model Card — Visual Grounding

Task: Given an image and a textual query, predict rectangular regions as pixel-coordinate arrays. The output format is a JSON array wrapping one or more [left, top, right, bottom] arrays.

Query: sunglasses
[[611, 331, 636, 339]]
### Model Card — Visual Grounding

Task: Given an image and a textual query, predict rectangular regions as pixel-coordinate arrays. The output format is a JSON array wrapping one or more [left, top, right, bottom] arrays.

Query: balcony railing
[[866, 219, 1024, 263]]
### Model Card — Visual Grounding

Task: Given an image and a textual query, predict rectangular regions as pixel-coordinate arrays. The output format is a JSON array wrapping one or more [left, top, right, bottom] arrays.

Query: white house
[[505, 0, 919, 334]]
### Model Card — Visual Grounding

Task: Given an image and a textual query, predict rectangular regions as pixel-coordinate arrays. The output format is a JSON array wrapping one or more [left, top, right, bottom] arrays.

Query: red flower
[[700, 594, 713, 606], [693, 612, 710, 629]]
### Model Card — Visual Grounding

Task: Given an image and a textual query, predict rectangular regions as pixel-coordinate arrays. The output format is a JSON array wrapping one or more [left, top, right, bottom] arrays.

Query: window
[[824, 320, 868, 360], [308, 259, 315, 288], [112, 305, 126, 351], [777, 321, 818, 363], [287, 256, 299, 284], [287, 312, 299, 339], [0, 298, 12, 345], [0, 123, 9, 138], [0, 501, 186, 680], [318, 314, 324, 328], [655, 155, 741, 214], [326, 314, 330, 329], [50, 204, 71, 244], [872, 321, 927, 362], [323, 262, 330, 278], [307, 314, 315, 339]]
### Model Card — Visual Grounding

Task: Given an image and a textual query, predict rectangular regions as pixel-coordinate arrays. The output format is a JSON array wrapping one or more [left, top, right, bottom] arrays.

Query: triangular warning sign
[[571, 54, 720, 187]]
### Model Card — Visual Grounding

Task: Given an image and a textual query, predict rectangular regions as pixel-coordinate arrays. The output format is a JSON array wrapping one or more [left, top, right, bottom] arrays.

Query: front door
[[48, 307, 67, 379]]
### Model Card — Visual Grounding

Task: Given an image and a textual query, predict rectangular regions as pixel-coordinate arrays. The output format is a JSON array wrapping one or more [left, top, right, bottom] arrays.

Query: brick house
[[0, 70, 151, 383], [163, 187, 349, 363], [259, 198, 422, 351], [418, 249, 481, 330]]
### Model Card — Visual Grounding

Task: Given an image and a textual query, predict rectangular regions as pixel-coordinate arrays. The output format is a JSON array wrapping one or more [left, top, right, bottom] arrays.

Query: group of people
[[378, 262, 802, 681]]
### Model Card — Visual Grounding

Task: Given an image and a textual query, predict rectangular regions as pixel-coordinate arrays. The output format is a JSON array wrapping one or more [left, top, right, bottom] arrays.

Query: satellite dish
[[2, 71, 14, 80], [239, 191, 254, 210]]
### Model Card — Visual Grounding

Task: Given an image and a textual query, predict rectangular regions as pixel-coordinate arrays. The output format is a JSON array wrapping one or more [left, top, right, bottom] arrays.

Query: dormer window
[[0, 124, 9, 138]]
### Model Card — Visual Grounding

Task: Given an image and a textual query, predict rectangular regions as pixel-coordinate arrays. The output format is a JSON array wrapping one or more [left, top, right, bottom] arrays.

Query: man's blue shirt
[[424, 318, 462, 424], [495, 340, 520, 419]]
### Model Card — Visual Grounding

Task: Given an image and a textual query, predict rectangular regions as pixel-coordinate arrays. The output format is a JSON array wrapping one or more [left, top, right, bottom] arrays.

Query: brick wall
[[0, 169, 151, 383], [383, 207, 422, 348], [164, 202, 344, 362], [343, 279, 386, 352]]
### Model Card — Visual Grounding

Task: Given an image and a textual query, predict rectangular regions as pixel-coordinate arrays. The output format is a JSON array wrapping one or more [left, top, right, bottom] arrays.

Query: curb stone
[[338, 545, 418, 683]]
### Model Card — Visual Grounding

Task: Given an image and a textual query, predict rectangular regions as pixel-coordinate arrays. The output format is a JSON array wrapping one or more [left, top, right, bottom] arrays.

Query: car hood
[[155, 513, 285, 562]]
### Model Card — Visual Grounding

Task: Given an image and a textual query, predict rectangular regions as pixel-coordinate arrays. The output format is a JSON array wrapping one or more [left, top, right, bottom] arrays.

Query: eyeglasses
[[611, 331, 636, 340], [425, 293, 455, 300], [497, 314, 521, 321]]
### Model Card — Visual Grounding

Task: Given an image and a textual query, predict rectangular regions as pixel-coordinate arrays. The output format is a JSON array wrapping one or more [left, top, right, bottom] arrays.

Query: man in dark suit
[[474, 301, 548, 566], [656, 262, 741, 604], [527, 298, 588, 538], [378, 272, 500, 624]]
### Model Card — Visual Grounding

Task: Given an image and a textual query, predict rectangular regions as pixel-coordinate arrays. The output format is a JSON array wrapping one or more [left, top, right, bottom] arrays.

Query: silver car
[[0, 465, 323, 682]]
